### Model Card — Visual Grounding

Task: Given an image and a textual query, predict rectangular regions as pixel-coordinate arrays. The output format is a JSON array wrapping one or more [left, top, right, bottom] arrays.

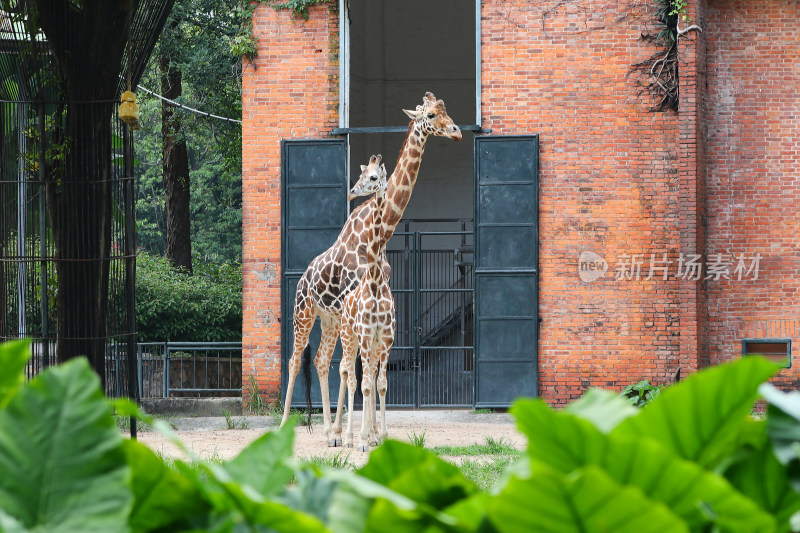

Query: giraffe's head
[[348, 154, 388, 201], [403, 92, 462, 141]]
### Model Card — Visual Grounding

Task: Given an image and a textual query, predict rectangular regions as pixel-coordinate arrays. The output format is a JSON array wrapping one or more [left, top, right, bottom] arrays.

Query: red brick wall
[[677, 0, 709, 373], [242, 0, 800, 406], [704, 0, 800, 384], [481, 0, 683, 403], [241, 3, 339, 405]]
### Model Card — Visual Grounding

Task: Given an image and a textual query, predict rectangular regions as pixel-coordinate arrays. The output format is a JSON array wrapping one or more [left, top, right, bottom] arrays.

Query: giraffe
[[336, 154, 394, 450], [280, 92, 462, 446]]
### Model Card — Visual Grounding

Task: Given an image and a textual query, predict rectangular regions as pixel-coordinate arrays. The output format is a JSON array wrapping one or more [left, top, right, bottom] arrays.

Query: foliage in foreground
[[1, 340, 800, 532]]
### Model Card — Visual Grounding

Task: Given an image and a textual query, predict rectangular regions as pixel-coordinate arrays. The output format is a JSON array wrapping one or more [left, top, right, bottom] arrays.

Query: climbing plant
[[634, 0, 700, 111], [232, 0, 330, 60]]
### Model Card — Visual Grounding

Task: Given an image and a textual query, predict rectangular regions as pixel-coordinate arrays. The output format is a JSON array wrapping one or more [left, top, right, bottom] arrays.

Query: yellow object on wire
[[119, 90, 140, 131]]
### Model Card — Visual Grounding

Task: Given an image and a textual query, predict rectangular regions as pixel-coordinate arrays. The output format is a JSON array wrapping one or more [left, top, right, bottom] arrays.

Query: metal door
[[280, 139, 347, 408], [474, 135, 539, 407], [384, 224, 474, 407]]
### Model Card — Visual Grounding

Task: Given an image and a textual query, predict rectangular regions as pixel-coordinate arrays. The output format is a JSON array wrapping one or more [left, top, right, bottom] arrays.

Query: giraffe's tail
[[301, 344, 313, 431]]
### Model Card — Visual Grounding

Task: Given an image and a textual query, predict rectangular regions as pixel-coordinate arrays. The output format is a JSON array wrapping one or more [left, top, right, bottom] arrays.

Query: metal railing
[[138, 342, 242, 398]]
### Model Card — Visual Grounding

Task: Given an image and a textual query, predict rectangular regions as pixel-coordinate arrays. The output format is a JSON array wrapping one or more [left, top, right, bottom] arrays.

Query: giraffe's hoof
[[328, 438, 342, 447], [357, 445, 370, 453], [343, 442, 354, 449]]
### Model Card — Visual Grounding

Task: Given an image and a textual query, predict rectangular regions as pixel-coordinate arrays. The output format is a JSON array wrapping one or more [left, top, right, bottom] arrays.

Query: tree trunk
[[35, 1, 134, 382], [50, 104, 113, 377], [161, 52, 192, 273]]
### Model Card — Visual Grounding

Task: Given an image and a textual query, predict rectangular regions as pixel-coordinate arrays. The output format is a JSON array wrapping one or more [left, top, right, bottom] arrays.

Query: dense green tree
[[135, 0, 243, 267]]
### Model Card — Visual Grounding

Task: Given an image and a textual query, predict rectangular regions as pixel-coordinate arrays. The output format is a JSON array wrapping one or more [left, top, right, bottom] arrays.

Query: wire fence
[[0, 100, 137, 399]]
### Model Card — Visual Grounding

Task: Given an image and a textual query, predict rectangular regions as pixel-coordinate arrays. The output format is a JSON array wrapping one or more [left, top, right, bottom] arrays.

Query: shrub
[[621, 379, 662, 407], [2, 339, 800, 532], [135, 252, 242, 342]]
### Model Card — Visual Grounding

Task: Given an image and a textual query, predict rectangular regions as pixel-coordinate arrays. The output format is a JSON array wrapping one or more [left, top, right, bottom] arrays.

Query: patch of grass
[[223, 409, 249, 430], [459, 456, 518, 492], [431, 437, 520, 458], [472, 408, 493, 414], [408, 429, 427, 448], [113, 413, 175, 433], [245, 376, 269, 415], [305, 452, 354, 471]]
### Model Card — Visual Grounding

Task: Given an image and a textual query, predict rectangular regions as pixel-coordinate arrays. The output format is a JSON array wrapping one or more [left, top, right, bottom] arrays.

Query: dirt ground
[[137, 410, 525, 468]]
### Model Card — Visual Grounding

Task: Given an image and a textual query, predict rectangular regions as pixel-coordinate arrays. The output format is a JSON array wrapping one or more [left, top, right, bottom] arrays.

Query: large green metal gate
[[474, 135, 540, 407], [280, 139, 348, 408], [280, 135, 539, 408]]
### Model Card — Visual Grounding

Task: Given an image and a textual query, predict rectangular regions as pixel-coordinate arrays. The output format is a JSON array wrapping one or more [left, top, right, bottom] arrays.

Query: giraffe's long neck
[[380, 120, 428, 245], [367, 193, 385, 281]]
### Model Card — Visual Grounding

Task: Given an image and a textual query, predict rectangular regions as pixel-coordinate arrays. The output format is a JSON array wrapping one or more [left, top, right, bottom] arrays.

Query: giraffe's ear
[[380, 163, 386, 175], [403, 108, 422, 119], [360, 165, 367, 171]]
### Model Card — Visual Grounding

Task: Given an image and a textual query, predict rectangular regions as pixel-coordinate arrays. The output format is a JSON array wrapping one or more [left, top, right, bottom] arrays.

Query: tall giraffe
[[280, 92, 461, 445], [337, 155, 394, 450]]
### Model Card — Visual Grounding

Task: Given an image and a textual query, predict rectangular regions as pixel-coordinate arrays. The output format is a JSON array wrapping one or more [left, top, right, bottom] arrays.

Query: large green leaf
[[327, 484, 371, 533], [614, 356, 778, 468], [564, 387, 639, 433], [222, 423, 295, 497], [276, 469, 338, 523], [359, 440, 478, 508], [487, 462, 689, 533], [325, 468, 463, 533], [0, 358, 131, 532], [725, 420, 800, 533], [123, 439, 207, 532], [355, 440, 478, 532], [760, 383, 800, 493], [0, 510, 27, 533], [442, 493, 497, 533], [513, 398, 775, 531], [185, 459, 329, 532], [0, 340, 31, 409]]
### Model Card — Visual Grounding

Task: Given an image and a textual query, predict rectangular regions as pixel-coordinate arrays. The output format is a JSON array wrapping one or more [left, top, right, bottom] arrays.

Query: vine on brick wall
[[231, 0, 330, 60], [634, 0, 701, 111]]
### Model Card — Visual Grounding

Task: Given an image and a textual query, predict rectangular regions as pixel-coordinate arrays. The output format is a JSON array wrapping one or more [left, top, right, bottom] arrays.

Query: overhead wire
[[120, 75, 242, 124]]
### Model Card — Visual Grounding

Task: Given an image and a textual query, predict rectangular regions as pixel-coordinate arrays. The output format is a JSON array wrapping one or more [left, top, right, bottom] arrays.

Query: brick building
[[241, 0, 800, 407]]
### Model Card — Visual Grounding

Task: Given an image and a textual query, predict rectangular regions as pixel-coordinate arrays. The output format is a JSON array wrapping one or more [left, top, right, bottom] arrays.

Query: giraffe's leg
[[330, 371, 347, 447], [280, 303, 314, 429], [368, 354, 381, 447], [376, 338, 393, 443], [316, 314, 340, 444], [332, 319, 357, 447], [357, 338, 375, 452], [343, 352, 357, 448]]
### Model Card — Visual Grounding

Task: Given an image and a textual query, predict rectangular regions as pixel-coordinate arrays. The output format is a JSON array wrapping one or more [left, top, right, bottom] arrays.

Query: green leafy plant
[[246, 375, 270, 415], [136, 252, 242, 342], [408, 429, 427, 448], [223, 408, 249, 430], [621, 379, 662, 407], [3, 339, 800, 532]]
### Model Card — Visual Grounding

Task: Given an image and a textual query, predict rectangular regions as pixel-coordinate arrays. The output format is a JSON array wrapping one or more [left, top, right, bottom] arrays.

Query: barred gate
[[385, 223, 474, 407]]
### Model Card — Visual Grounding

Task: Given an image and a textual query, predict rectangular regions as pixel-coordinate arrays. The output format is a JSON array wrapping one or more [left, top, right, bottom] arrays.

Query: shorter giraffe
[[335, 155, 395, 450]]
